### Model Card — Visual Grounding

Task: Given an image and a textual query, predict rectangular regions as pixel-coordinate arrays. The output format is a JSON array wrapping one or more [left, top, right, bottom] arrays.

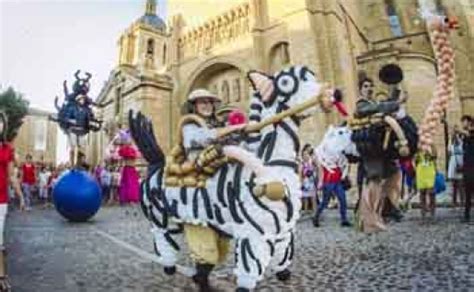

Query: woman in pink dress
[[116, 129, 140, 205]]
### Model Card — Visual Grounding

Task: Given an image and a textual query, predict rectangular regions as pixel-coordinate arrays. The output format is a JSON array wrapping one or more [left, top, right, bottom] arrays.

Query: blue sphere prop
[[53, 170, 102, 222]]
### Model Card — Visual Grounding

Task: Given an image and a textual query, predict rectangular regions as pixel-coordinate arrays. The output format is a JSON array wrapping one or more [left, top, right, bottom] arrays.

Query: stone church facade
[[87, 0, 474, 167]]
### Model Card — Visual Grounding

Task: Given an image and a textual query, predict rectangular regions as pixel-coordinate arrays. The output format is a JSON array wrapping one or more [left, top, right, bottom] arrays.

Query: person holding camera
[[448, 125, 464, 207]]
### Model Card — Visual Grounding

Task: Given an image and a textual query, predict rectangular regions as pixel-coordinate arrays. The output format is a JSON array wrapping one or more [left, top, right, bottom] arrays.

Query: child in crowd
[[110, 166, 121, 205], [299, 144, 317, 213], [38, 166, 51, 208], [47, 169, 59, 206], [100, 165, 112, 206]]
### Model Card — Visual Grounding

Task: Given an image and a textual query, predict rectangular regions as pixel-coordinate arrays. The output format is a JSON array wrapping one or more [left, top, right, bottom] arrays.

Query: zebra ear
[[248, 71, 274, 103]]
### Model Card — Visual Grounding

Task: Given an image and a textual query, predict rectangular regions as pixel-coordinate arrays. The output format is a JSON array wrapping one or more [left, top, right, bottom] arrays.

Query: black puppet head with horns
[[72, 70, 92, 96]]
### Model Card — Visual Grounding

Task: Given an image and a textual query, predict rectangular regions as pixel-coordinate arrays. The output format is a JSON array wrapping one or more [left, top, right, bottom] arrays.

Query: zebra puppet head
[[248, 66, 322, 121]]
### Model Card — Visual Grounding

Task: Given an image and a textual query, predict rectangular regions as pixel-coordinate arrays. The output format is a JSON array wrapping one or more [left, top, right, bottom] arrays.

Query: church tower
[[118, 0, 169, 72]]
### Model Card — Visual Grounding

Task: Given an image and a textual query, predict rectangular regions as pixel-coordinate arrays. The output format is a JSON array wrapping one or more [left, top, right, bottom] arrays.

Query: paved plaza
[[6, 206, 474, 291]]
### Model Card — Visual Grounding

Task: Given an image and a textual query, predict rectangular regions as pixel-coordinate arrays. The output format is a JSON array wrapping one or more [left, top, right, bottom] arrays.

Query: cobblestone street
[[6, 206, 474, 291]]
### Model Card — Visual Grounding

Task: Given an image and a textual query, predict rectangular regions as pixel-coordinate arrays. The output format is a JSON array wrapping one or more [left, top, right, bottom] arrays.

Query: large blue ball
[[53, 170, 102, 222]]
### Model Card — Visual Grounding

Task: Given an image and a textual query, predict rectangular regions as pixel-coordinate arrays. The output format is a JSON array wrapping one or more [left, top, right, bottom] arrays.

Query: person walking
[[447, 128, 464, 207], [21, 154, 36, 211], [460, 115, 474, 222], [0, 110, 25, 290], [312, 155, 351, 227]]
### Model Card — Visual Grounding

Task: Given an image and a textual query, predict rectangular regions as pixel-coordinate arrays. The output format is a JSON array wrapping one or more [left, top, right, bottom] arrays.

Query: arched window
[[210, 84, 218, 96], [221, 80, 230, 103], [269, 42, 290, 72], [162, 43, 167, 65], [147, 38, 155, 55], [233, 78, 241, 102], [115, 87, 122, 116], [385, 0, 403, 37]]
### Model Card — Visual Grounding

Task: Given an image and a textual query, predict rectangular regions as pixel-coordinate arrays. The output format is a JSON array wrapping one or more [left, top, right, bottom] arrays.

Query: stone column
[[250, 0, 269, 72]]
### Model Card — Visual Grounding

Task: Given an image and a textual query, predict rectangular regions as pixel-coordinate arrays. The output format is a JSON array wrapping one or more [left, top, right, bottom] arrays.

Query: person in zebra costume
[[129, 65, 345, 291]]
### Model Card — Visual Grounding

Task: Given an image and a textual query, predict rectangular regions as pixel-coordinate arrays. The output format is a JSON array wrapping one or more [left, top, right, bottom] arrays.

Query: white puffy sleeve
[[182, 124, 217, 150]]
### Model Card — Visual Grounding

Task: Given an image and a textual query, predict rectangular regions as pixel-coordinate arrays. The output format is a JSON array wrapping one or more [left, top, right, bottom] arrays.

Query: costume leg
[[269, 230, 294, 280], [235, 236, 272, 291], [382, 171, 403, 221], [384, 171, 402, 209], [359, 180, 386, 233], [149, 203, 180, 274]]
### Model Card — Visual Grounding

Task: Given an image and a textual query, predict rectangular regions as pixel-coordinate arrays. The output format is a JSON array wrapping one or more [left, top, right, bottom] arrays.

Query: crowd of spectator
[[8, 157, 136, 211], [297, 114, 474, 227]]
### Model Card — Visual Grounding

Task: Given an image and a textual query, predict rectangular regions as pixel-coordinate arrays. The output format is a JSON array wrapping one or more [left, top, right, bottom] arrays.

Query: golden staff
[[244, 86, 330, 133]]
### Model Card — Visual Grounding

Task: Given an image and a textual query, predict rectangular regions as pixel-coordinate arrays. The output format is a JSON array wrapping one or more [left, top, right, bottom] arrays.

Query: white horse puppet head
[[315, 124, 358, 171]]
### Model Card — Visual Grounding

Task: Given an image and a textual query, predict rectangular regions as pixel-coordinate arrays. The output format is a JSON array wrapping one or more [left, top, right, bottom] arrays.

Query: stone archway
[[181, 56, 252, 106], [189, 63, 242, 104]]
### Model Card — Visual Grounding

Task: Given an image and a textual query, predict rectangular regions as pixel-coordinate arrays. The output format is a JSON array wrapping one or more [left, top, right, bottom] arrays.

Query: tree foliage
[[0, 87, 29, 142]]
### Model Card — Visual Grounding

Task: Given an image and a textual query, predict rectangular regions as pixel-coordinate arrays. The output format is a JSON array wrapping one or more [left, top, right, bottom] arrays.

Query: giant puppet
[[51, 70, 111, 165], [129, 65, 347, 291], [49, 71, 109, 222]]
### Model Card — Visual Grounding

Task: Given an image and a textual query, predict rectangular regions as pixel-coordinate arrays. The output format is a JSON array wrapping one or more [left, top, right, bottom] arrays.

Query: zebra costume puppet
[[129, 65, 345, 291]]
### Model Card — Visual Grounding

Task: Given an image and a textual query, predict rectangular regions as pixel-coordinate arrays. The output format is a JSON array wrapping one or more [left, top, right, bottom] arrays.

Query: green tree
[[0, 87, 29, 142]]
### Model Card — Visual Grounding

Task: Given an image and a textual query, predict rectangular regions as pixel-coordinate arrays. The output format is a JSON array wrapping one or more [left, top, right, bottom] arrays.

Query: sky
[[0, 0, 166, 163]]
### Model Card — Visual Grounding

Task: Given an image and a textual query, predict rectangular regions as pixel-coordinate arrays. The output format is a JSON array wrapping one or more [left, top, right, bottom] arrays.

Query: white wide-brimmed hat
[[187, 89, 221, 103]]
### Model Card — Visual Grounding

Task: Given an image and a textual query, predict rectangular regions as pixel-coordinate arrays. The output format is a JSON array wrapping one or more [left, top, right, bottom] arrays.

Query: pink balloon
[[432, 112, 441, 120], [442, 55, 452, 63], [441, 65, 451, 73]]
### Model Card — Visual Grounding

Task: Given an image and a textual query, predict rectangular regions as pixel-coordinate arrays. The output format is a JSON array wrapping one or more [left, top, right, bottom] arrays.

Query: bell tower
[[117, 0, 169, 72]]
